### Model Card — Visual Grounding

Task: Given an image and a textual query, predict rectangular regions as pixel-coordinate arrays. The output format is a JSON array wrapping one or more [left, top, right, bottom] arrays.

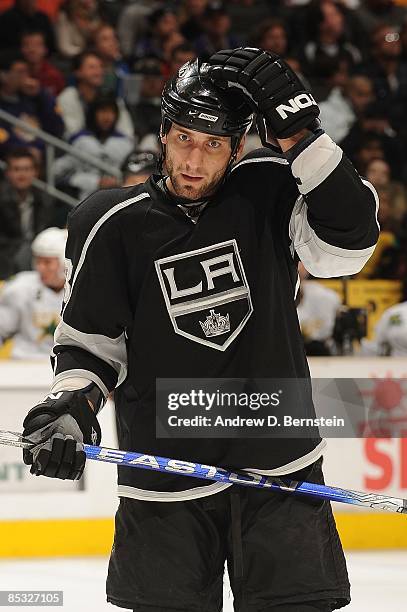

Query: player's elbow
[[297, 241, 377, 278]]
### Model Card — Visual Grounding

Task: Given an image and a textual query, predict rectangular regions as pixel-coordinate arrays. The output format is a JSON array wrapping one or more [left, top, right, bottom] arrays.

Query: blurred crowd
[[0, 0, 406, 358]]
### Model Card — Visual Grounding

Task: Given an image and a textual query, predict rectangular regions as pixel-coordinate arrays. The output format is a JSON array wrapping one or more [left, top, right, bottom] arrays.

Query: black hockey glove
[[22, 390, 101, 480], [206, 47, 320, 140]]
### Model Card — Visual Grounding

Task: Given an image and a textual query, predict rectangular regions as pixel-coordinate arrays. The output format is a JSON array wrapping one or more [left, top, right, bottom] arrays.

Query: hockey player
[[121, 150, 158, 187], [22, 49, 379, 611], [297, 262, 341, 355], [361, 299, 407, 356], [0, 227, 66, 360]]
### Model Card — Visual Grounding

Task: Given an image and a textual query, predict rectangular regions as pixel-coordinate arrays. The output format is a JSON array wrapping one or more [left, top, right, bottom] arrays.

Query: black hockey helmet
[[160, 58, 253, 161], [121, 150, 158, 178]]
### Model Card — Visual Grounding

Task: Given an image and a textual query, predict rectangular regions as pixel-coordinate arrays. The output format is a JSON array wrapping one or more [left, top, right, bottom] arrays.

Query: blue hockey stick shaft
[[1, 431, 406, 514], [85, 443, 407, 514]]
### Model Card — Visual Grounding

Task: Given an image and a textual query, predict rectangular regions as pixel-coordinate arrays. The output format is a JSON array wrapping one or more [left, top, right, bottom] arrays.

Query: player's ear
[[235, 135, 246, 162], [160, 125, 168, 145]]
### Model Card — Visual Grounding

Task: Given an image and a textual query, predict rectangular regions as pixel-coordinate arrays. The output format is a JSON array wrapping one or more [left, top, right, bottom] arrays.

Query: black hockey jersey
[[52, 135, 379, 501]]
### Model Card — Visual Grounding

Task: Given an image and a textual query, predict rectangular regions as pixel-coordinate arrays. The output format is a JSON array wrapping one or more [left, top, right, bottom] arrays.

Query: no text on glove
[[22, 390, 101, 480], [206, 47, 320, 140]]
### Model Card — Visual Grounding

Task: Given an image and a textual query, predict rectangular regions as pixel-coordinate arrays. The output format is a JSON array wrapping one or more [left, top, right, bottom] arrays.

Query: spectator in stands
[[0, 227, 66, 360], [33, 1, 65, 22], [162, 31, 187, 76], [0, 148, 51, 279], [376, 185, 395, 231], [342, 130, 385, 175], [365, 158, 407, 224], [250, 19, 289, 58], [354, 0, 407, 35], [296, 262, 341, 356], [300, 0, 362, 82], [55, 0, 103, 59], [168, 42, 197, 78], [133, 6, 180, 62], [320, 75, 374, 143], [130, 58, 164, 148], [0, 1, 66, 22], [57, 51, 134, 139], [227, 0, 274, 42], [116, 0, 161, 60], [356, 183, 396, 279], [310, 56, 351, 102], [121, 150, 158, 187], [178, 0, 208, 42], [381, 196, 407, 279], [366, 156, 391, 188], [0, 52, 64, 158], [20, 30, 65, 97], [54, 96, 133, 201], [195, 1, 241, 60], [92, 23, 130, 97], [341, 101, 404, 179], [283, 56, 312, 92], [359, 24, 407, 133], [0, 0, 55, 53]]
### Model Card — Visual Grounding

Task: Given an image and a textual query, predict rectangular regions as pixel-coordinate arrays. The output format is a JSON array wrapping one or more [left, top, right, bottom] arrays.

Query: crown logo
[[199, 309, 230, 337]]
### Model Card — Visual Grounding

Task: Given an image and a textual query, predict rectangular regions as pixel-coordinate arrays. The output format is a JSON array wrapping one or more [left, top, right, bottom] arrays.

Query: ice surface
[[1, 552, 406, 611]]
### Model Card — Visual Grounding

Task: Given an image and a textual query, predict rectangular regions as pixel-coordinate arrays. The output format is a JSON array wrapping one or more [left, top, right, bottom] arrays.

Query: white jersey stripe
[[64, 192, 150, 310], [232, 156, 289, 171], [361, 178, 380, 233]]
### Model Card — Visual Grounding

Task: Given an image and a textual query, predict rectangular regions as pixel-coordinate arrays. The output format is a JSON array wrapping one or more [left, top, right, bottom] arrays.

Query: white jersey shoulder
[[374, 301, 407, 356], [297, 281, 340, 342], [0, 271, 63, 360]]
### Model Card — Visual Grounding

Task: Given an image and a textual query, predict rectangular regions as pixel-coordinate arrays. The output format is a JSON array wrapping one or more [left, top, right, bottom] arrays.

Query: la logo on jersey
[[155, 240, 253, 351]]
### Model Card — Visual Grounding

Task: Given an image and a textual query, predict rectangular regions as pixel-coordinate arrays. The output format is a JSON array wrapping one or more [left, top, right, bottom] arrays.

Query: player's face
[[35, 257, 65, 291], [163, 124, 243, 201]]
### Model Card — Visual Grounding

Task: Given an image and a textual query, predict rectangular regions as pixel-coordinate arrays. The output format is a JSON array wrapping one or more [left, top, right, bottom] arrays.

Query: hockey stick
[[1, 430, 406, 514]]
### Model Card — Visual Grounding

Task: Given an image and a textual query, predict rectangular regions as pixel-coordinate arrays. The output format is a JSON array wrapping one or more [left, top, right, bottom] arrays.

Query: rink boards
[[1, 358, 407, 556]]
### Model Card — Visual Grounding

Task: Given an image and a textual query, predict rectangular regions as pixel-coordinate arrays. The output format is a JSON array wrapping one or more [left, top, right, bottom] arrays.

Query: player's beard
[[165, 153, 230, 202]]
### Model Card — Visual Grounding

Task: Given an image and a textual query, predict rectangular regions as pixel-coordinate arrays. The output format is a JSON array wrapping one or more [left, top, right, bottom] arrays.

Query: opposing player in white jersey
[[297, 262, 341, 355], [0, 228, 66, 359], [362, 299, 407, 356]]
